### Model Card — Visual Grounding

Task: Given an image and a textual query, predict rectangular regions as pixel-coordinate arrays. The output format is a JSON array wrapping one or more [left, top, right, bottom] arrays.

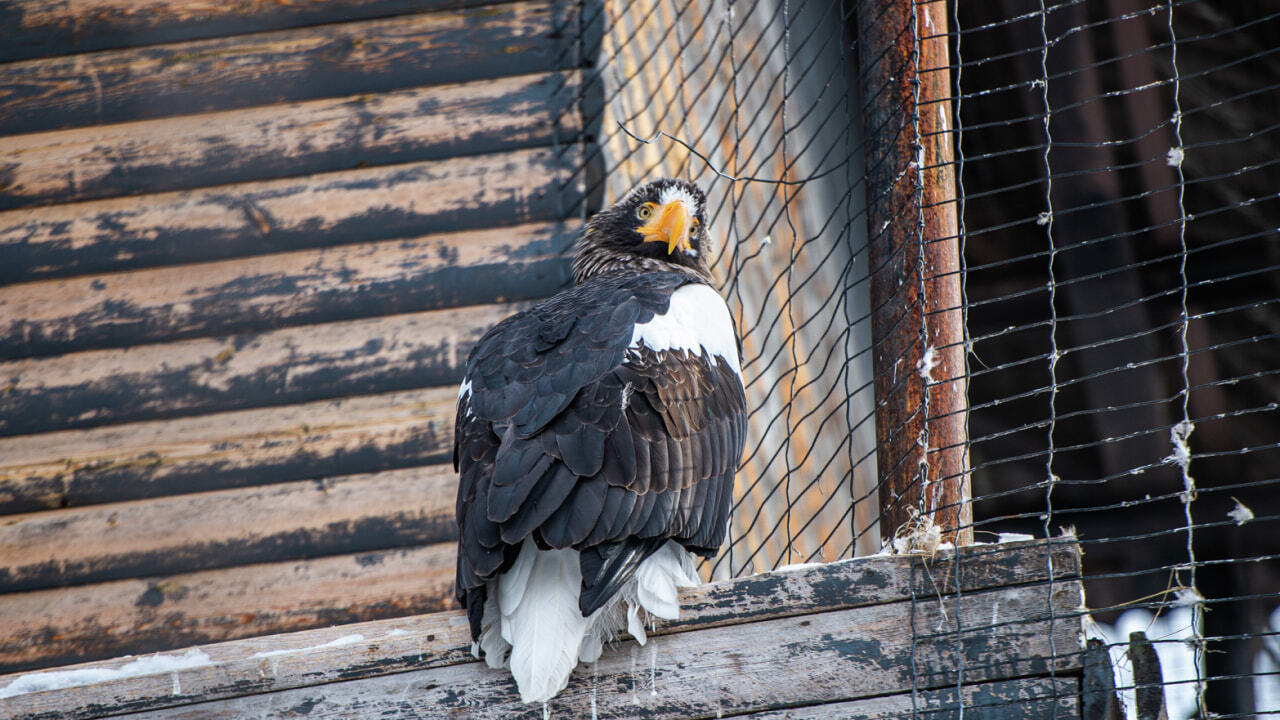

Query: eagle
[[453, 178, 747, 703]]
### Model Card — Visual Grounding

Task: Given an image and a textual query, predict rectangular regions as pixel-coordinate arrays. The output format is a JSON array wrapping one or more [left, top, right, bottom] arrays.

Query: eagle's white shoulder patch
[[630, 283, 741, 376]]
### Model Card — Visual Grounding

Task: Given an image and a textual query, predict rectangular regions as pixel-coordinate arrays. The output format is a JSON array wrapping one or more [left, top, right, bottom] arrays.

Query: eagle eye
[[636, 202, 656, 220]]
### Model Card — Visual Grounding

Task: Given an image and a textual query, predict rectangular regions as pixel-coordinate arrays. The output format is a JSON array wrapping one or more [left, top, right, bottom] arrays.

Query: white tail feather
[[500, 539, 590, 704], [478, 539, 702, 703], [634, 541, 700, 620], [498, 539, 536, 612], [626, 603, 647, 645], [477, 588, 509, 669]]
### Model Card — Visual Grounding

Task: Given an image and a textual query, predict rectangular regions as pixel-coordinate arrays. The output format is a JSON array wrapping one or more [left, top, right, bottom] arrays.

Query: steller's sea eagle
[[454, 178, 747, 703]]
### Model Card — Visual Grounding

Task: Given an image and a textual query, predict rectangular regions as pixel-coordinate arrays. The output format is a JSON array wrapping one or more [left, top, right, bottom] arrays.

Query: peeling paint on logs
[[0, 1, 576, 136], [0, 72, 581, 210], [0, 221, 576, 359], [0, 386, 457, 513], [0, 464, 457, 594], [0, 0, 511, 63], [0, 302, 520, 436], [0, 146, 582, 284], [0, 542, 1085, 719], [0, 543, 458, 675]]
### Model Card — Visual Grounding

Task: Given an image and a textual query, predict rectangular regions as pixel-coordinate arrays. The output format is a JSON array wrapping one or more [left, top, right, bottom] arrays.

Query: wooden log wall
[[0, 540, 1086, 719], [0, 0, 587, 673]]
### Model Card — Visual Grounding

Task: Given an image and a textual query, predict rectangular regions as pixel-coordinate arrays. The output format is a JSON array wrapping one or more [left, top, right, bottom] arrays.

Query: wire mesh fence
[[583, 0, 882, 576], [583, 0, 1279, 715]]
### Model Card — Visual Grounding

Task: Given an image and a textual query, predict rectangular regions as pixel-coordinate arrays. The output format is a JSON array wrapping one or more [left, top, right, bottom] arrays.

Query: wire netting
[[581, 0, 1279, 715]]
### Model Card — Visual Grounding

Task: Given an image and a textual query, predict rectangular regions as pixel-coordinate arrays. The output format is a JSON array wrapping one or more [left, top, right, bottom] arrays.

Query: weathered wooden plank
[[738, 677, 1078, 719], [0, 0, 509, 63], [0, 71, 580, 210], [0, 1, 576, 136], [0, 145, 582, 284], [0, 221, 575, 359], [0, 386, 457, 514], [0, 541, 1083, 720], [666, 540, 1081, 635], [107, 580, 1082, 719], [0, 464, 456, 594], [0, 300, 519, 436], [0, 542, 458, 676]]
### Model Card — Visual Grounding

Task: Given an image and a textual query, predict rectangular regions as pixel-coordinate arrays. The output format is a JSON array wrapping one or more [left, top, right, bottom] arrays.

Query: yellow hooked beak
[[638, 200, 695, 254]]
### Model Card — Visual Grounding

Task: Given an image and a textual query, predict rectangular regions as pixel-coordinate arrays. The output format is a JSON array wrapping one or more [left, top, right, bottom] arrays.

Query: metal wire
[[585, 0, 1278, 714]]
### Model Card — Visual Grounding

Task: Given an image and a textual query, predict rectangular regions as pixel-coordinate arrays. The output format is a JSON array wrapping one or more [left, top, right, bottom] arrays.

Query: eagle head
[[573, 178, 711, 282]]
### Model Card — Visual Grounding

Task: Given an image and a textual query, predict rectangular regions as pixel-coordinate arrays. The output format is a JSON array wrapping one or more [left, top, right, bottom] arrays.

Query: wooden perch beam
[[858, 0, 971, 546], [0, 540, 1083, 720]]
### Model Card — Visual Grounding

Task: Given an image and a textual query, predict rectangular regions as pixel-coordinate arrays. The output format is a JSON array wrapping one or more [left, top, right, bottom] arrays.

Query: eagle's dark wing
[[454, 271, 746, 635]]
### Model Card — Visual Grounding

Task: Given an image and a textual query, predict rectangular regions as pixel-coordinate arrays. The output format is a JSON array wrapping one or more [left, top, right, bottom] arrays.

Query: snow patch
[[0, 649, 212, 699], [773, 562, 825, 573], [1166, 146, 1185, 167], [251, 634, 365, 659], [997, 532, 1035, 543]]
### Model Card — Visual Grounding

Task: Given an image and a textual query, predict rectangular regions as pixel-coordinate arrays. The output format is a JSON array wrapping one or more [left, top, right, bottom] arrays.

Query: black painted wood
[[0, 302, 521, 437], [0, 387, 458, 514], [0, 1, 576, 136], [1130, 631, 1169, 720], [0, 146, 583, 285], [0, 71, 580, 211], [0, 466, 458, 594], [0, 222, 575, 360], [1083, 638, 1122, 720], [0, 0, 508, 63]]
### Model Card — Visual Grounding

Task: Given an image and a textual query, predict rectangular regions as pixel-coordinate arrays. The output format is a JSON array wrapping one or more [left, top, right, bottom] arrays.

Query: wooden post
[[1083, 638, 1123, 720], [857, 0, 971, 546], [1129, 631, 1170, 720]]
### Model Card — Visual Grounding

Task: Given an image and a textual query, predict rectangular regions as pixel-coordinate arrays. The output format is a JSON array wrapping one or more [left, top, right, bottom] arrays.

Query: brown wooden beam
[[858, 0, 971, 546]]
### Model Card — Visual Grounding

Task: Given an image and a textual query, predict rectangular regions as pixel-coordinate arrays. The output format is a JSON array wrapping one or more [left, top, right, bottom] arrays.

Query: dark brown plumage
[[453, 178, 746, 703]]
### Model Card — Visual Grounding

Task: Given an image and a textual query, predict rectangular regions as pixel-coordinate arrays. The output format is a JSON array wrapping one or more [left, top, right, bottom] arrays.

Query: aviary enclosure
[[0, 0, 1275, 717]]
